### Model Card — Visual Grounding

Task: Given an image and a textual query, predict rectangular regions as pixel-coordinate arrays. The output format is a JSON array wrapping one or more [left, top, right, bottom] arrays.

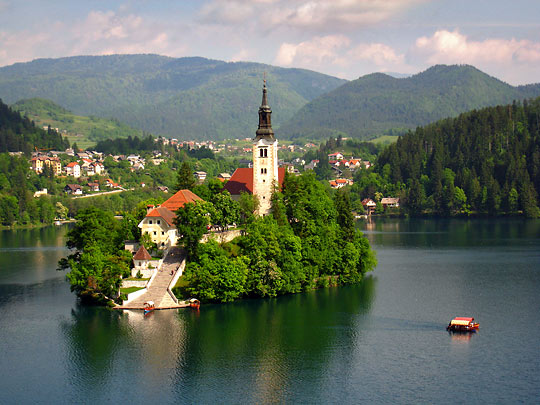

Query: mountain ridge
[[279, 64, 540, 141], [0, 54, 346, 140]]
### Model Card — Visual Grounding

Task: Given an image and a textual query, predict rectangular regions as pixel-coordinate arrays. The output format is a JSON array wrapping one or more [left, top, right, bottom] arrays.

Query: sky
[[0, 0, 539, 85]]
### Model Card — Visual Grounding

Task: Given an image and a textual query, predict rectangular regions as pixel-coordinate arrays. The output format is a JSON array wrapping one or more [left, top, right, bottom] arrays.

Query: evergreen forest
[[0, 99, 69, 153], [373, 97, 540, 217]]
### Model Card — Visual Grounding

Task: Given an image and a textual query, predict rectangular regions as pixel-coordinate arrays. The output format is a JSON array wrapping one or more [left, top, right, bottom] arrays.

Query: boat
[[446, 317, 479, 332], [188, 298, 200, 310], [143, 301, 155, 315]]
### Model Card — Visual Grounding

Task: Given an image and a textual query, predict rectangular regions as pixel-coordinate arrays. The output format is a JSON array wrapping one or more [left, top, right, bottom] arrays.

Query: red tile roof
[[161, 189, 203, 212], [66, 162, 79, 168], [146, 207, 176, 226], [133, 245, 152, 260], [224, 167, 286, 196]]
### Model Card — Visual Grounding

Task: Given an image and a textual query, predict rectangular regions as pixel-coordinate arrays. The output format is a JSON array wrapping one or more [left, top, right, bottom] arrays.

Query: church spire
[[255, 77, 275, 140]]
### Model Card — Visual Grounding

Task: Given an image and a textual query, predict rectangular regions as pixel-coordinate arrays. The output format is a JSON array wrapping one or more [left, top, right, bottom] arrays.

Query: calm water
[[0, 219, 539, 404]]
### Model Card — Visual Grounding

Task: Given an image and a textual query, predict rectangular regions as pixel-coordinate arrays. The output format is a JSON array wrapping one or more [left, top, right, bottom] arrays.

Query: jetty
[[115, 246, 189, 311]]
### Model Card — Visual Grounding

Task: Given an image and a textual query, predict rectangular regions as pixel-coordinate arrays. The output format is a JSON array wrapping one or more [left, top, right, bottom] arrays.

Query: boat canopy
[[450, 317, 474, 326], [145, 301, 154, 306]]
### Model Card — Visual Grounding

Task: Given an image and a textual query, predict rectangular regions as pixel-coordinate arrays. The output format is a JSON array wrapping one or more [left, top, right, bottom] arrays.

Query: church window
[[260, 148, 268, 158], [157, 220, 161, 224], [161, 231, 165, 235], [149, 220, 152, 224], [153, 231, 157, 235]]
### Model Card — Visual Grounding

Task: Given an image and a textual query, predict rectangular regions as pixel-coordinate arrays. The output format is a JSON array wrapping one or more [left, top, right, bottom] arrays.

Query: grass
[[120, 286, 144, 295], [124, 277, 150, 281], [369, 135, 399, 145]]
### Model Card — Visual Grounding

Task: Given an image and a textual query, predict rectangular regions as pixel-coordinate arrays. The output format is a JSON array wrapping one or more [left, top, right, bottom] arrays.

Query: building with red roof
[[138, 189, 203, 248]]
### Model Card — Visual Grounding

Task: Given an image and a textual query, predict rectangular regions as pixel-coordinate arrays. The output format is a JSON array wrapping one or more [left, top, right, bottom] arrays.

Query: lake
[[0, 219, 539, 403]]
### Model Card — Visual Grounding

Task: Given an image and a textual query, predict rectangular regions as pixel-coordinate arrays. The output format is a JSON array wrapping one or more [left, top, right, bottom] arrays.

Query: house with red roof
[[138, 189, 203, 248], [65, 161, 81, 178]]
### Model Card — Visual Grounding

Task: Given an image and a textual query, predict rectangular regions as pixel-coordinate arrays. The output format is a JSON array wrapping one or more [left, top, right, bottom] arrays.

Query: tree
[[238, 191, 259, 226], [210, 190, 240, 232], [55, 202, 69, 220], [334, 189, 355, 242], [174, 201, 214, 259], [181, 241, 248, 303], [175, 161, 196, 191]]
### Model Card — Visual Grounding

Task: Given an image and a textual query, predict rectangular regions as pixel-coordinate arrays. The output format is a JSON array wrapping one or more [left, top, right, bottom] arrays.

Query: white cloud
[[200, 0, 429, 31], [274, 36, 412, 78], [348, 43, 405, 66], [0, 9, 188, 66], [274, 35, 351, 68], [415, 29, 540, 65]]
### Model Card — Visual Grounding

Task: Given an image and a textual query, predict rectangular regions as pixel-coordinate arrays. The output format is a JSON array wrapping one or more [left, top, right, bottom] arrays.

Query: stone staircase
[[123, 246, 185, 309]]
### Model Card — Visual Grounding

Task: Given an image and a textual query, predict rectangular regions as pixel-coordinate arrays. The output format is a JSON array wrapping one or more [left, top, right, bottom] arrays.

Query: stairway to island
[[118, 246, 188, 310]]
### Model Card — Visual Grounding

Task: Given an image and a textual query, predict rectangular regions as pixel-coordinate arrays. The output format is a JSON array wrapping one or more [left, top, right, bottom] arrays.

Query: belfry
[[252, 80, 279, 215], [224, 80, 284, 215]]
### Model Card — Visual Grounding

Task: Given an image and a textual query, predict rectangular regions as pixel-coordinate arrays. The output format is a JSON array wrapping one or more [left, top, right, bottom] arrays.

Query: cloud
[[0, 9, 187, 67], [200, 0, 429, 31], [415, 29, 540, 65], [274, 35, 351, 67], [273, 36, 415, 79], [348, 43, 405, 66]]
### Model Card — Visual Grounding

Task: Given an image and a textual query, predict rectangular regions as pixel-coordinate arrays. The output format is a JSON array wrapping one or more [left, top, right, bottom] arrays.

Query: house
[[328, 152, 344, 160], [194, 171, 207, 182], [381, 197, 400, 209], [33, 189, 47, 198], [218, 173, 231, 181], [138, 189, 203, 248], [87, 182, 100, 192], [31, 156, 62, 175], [104, 179, 120, 188], [132, 245, 153, 277], [132, 162, 145, 171], [362, 198, 376, 215], [65, 162, 81, 178], [157, 186, 169, 193], [64, 184, 82, 195], [304, 159, 319, 171], [92, 162, 104, 175], [329, 178, 353, 189]]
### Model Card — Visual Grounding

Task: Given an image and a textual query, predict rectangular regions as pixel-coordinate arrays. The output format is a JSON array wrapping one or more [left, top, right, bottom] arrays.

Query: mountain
[[12, 98, 143, 147], [0, 54, 346, 140], [0, 98, 69, 153], [279, 65, 540, 141]]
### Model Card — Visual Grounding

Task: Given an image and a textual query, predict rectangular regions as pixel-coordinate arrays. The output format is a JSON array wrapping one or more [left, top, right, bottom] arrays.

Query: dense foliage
[[374, 97, 540, 217], [58, 207, 138, 303], [0, 98, 69, 153], [280, 65, 540, 141], [0, 54, 345, 140], [177, 172, 376, 303]]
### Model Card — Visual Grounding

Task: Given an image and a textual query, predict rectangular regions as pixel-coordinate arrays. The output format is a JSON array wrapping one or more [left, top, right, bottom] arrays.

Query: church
[[225, 81, 285, 215]]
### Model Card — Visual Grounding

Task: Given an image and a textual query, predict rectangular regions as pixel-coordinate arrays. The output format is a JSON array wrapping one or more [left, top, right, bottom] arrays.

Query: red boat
[[188, 298, 200, 310], [447, 317, 479, 332], [143, 301, 155, 315]]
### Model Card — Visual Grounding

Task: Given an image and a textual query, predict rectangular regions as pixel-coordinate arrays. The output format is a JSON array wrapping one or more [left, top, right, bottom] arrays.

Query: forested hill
[[0, 99, 69, 153], [375, 97, 540, 218], [279, 65, 540, 141], [12, 98, 144, 143], [0, 54, 346, 140]]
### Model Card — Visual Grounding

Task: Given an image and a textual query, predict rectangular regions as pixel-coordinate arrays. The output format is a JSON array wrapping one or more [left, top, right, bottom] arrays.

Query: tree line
[[374, 97, 540, 217], [0, 98, 69, 154]]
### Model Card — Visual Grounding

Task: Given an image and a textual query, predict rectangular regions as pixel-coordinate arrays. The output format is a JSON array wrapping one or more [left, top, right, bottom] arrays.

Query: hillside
[[0, 98, 68, 153], [0, 55, 346, 140], [279, 65, 540, 141], [371, 96, 540, 217], [12, 98, 144, 148]]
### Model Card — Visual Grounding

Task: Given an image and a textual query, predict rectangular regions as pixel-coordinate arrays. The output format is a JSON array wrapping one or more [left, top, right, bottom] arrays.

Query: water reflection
[[172, 277, 376, 403]]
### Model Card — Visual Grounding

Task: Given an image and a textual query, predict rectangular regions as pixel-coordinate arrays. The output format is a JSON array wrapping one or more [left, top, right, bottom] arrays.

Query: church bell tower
[[252, 79, 278, 216]]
